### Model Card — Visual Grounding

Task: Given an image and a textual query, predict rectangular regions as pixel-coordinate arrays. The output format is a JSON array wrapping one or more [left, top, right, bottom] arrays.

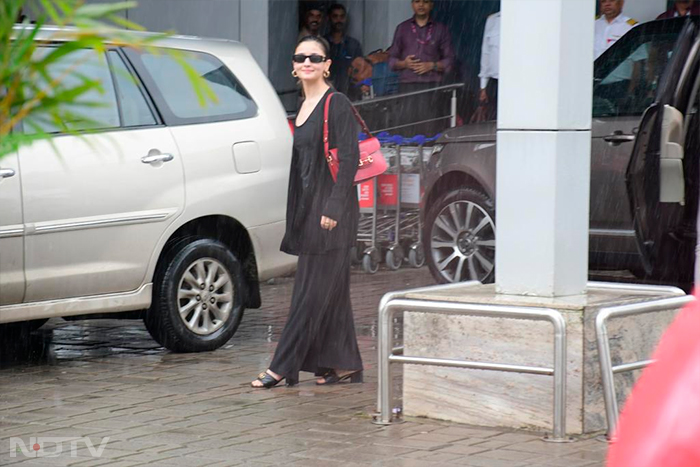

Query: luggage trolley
[[355, 133, 436, 273]]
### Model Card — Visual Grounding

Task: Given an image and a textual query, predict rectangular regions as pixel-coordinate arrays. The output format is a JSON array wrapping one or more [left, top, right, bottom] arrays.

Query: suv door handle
[[0, 168, 16, 178], [141, 153, 174, 164], [603, 134, 635, 144]]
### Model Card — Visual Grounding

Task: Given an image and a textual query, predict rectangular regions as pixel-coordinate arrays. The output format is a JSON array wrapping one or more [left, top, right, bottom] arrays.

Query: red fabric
[[607, 291, 700, 467]]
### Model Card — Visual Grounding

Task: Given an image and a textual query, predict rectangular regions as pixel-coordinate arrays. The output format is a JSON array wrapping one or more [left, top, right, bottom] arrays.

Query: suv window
[[593, 24, 682, 118], [129, 49, 257, 124], [108, 50, 157, 128], [25, 48, 120, 134]]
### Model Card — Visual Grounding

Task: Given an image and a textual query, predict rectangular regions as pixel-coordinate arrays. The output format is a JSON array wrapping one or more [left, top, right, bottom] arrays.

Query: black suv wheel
[[145, 239, 245, 352], [424, 188, 496, 284]]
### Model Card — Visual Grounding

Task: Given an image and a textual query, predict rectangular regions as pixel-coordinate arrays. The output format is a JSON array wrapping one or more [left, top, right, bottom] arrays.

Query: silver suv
[[422, 17, 699, 285], [0, 29, 296, 351]]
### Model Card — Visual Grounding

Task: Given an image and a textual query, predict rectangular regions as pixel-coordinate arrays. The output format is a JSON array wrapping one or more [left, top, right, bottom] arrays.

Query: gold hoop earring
[[292, 70, 298, 78], [323, 70, 330, 78]]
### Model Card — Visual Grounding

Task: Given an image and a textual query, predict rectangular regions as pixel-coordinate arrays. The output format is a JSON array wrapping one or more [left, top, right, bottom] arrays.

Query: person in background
[[298, 3, 324, 42], [594, 0, 638, 60], [473, 10, 500, 122], [16, 8, 26, 23], [325, 3, 364, 100], [657, 0, 700, 19], [389, 0, 454, 135]]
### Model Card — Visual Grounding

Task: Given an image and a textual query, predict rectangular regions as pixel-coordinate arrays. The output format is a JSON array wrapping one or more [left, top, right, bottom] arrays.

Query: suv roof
[[12, 24, 249, 56]]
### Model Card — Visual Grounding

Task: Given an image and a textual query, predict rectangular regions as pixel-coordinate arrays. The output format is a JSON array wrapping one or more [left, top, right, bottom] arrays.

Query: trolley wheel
[[362, 252, 379, 274], [385, 246, 403, 270], [408, 244, 425, 268]]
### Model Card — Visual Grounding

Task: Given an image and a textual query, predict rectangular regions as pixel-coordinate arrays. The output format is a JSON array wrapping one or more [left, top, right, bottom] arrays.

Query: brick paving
[[0, 266, 609, 466]]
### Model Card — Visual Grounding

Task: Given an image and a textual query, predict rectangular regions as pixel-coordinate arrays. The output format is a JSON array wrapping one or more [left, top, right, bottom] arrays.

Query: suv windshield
[[593, 20, 688, 118]]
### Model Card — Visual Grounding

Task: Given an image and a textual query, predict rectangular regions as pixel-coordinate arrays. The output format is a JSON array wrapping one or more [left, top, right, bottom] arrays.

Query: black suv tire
[[424, 187, 496, 284], [145, 239, 245, 352]]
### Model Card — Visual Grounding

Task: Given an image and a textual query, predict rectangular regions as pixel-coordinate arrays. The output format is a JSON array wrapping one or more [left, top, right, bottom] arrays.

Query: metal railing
[[354, 83, 463, 133], [595, 291, 693, 438], [284, 83, 464, 133], [375, 288, 569, 442], [374, 281, 481, 414]]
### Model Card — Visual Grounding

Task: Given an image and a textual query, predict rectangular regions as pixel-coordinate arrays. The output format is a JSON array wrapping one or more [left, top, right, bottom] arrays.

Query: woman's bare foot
[[251, 369, 282, 388]]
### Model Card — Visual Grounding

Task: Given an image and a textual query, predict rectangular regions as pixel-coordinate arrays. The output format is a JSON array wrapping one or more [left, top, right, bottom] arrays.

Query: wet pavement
[[0, 266, 611, 466]]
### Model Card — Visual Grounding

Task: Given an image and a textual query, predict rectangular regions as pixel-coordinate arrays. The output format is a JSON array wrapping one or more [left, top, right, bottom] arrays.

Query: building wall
[[619, 0, 667, 22], [242, 0, 269, 75], [268, 0, 299, 110], [362, 0, 413, 52], [130, 0, 242, 41]]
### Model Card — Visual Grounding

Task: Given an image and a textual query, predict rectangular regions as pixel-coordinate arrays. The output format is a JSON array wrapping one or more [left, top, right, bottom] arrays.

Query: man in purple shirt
[[388, 0, 455, 135]]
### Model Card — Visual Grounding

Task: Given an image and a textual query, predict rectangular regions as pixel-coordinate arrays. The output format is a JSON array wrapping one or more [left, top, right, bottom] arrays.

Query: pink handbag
[[323, 93, 388, 184]]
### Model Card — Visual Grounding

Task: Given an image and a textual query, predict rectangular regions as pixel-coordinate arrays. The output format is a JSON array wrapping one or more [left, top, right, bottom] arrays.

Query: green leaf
[[38, 0, 63, 26], [108, 15, 146, 32]]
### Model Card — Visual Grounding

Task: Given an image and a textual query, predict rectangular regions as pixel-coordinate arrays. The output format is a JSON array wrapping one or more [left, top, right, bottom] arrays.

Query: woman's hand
[[320, 216, 337, 231]]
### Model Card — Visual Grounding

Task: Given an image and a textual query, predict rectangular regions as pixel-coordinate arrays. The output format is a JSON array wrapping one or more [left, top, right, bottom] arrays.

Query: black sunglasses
[[292, 54, 328, 64]]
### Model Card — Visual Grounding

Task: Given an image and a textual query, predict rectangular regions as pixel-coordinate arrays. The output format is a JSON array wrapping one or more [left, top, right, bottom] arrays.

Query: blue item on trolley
[[360, 132, 442, 144], [370, 62, 399, 96]]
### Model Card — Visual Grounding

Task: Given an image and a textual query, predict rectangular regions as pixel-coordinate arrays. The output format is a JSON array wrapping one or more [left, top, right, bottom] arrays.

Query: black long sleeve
[[280, 89, 360, 256], [322, 94, 360, 221]]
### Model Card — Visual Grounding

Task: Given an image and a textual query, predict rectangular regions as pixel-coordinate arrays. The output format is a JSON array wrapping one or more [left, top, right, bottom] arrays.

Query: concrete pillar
[[363, 0, 413, 53], [495, 0, 594, 297], [241, 0, 269, 75]]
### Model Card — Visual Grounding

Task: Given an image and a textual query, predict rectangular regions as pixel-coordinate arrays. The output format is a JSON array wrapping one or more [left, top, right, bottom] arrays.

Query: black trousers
[[269, 248, 363, 379]]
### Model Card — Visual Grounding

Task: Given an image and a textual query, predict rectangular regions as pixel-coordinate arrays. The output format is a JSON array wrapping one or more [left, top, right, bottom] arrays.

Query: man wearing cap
[[657, 0, 700, 19], [594, 0, 638, 60]]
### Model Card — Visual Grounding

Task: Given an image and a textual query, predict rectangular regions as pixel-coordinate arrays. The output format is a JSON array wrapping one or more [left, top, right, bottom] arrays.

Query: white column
[[496, 0, 594, 297], [241, 0, 269, 75]]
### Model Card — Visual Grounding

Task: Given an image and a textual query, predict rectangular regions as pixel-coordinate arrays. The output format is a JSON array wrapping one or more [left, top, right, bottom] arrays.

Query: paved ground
[[0, 265, 611, 467]]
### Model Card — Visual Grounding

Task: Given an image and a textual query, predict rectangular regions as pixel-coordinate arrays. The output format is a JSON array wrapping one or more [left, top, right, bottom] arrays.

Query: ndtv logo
[[10, 436, 110, 458]]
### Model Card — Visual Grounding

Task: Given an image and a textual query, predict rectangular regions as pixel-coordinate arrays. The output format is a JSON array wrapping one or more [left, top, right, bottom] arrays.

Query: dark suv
[[422, 17, 700, 285]]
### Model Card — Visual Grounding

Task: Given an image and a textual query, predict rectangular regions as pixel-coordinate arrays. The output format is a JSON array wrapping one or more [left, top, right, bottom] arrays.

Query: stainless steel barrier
[[353, 83, 464, 134], [285, 83, 464, 132], [375, 293, 569, 442], [596, 293, 694, 438], [586, 281, 687, 295], [374, 281, 481, 416]]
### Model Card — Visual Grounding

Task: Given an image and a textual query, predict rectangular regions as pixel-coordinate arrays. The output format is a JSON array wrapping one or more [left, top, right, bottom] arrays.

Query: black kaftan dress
[[270, 89, 363, 379]]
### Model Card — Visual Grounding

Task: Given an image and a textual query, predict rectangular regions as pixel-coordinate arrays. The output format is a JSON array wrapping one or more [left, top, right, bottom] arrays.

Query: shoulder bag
[[323, 93, 388, 185]]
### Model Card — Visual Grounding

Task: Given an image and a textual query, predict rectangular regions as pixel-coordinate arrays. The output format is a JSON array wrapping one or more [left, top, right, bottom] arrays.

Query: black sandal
[[316, 370, 363, 385], [251, 371, 298, 389]]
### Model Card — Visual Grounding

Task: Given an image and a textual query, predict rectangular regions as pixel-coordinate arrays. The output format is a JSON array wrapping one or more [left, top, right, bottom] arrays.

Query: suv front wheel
[[145, 239, 245, 352], [424, 188, 496, 284]]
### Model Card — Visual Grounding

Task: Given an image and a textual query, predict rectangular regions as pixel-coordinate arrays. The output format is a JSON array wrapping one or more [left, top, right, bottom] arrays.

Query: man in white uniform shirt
[[474, 11, 500, 122], [595, 0, 638, 60]]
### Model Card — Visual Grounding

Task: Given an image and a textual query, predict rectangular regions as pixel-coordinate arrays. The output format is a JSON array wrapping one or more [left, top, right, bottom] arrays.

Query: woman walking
[[251, 36, 363, 388]]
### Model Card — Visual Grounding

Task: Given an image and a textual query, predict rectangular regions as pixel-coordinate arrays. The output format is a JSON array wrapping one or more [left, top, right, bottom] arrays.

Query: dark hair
[[295, 35, 330, 58], [329, 3, 346, 15]]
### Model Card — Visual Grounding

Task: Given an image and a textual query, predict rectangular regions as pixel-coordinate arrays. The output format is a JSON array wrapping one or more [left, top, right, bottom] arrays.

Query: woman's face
[[293, 41, 331, 84]]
